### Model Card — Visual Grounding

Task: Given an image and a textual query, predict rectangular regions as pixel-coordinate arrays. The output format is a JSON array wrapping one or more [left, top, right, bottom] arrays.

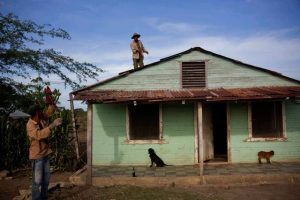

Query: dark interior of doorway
[[210, 103, 228, 162]]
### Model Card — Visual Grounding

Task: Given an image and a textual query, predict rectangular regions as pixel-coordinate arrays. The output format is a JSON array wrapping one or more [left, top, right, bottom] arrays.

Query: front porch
[[92, 162, 300, 177], [70, 162, 300, 186]]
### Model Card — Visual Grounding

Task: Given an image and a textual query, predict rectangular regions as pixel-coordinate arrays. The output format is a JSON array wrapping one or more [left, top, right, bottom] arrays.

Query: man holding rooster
[[26, 86, 62, 200]]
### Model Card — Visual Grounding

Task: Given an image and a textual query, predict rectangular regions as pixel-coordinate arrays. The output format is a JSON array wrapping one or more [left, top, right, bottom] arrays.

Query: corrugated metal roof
[[72, 86, 300, 103]]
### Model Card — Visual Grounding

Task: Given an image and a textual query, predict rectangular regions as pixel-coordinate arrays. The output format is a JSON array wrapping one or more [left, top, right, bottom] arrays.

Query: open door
[[212, 103, 228, 161], [201, 103, 228, 163], [202, 104, 214, 161]]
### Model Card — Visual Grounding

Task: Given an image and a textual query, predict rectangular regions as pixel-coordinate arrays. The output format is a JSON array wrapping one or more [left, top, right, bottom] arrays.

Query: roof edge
[[72, 86, 300, 103]]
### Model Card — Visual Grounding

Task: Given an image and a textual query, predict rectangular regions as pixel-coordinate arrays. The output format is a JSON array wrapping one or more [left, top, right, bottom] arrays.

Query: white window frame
[[245, 101, 287, 142], [124, 103, 165, 144]]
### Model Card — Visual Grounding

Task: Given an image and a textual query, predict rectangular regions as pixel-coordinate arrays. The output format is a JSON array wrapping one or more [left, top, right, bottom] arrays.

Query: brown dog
[[258, 150, 275, 164]]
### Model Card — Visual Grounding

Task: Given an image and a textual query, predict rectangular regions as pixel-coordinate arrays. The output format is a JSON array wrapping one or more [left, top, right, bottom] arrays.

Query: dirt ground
[[0, 170, 73, 200], [1, 171, 300, 200], [47, 183, 300, 200]]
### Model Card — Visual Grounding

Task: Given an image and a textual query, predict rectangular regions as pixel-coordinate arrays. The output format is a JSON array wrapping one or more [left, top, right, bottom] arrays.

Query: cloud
[[71, 50, 131, 64], [143, 18, 207, 34], [260, 27, 300, 38], [143, 34, 300, 80], [156, 22, 206, 34]]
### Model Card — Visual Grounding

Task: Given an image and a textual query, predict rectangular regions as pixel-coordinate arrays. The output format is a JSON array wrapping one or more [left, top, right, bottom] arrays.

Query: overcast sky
[[2, 0, 300, 109]]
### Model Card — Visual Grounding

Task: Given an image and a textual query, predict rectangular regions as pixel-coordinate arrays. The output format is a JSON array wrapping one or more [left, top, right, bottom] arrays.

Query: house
[[71, 47, 300, 183]]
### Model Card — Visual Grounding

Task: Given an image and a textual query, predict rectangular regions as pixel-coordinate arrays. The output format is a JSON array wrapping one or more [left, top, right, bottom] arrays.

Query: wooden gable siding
[[92, 51, 299, 91], [92, 61, 181, 90]]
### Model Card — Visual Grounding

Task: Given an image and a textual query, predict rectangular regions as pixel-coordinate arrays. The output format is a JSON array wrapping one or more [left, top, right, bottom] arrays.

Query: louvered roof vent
[[182, 62, 206, 88]]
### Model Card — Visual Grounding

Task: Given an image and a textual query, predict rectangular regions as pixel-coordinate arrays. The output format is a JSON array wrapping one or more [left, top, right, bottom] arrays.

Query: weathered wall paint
[[92, 100, 300, 166], [92, 103, 195, 166], [230, 101, 300, 163], [92, 51, 299, 91]]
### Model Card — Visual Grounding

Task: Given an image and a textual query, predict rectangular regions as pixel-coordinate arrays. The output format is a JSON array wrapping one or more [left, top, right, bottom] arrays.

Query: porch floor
[[92, 162, 300, 178]]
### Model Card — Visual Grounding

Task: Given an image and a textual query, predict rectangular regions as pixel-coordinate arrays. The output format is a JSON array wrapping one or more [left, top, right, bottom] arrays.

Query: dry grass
[[49, 185, 221, 200]]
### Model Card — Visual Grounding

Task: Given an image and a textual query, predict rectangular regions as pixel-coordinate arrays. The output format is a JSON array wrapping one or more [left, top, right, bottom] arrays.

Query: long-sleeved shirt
[[130, 40, 147, 59], [26, 118, 52, 160]]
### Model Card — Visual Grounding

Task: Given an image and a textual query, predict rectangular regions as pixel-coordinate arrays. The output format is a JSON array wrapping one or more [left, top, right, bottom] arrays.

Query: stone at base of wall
[[69, 166, 300, 187], [93, 176, 202, 187], [203, 174, 300, 185]]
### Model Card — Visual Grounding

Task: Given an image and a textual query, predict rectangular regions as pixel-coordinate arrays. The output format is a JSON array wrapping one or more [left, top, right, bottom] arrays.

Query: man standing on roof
[[130, 32, 149, 69]]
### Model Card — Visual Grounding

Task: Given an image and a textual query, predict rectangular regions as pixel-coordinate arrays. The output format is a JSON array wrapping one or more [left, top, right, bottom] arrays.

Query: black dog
[[148, 148, 167, 167]]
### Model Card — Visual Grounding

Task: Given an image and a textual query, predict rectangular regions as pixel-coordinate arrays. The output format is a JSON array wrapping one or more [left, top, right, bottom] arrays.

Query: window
[[128, 104, 159, 140], [251, 101, 283, 138], [182, 62, 206, 88]]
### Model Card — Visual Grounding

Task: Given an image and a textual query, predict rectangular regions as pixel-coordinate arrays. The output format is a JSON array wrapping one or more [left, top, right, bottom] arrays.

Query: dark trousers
[[32, 156, 50, 200], [133, 58, 144, 69]]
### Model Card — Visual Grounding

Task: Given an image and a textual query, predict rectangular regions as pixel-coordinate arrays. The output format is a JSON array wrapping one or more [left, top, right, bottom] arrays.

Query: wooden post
[[194, 103, 199, 163], [69, 93, 80, 160], [159, 103, 163, 140], [197, 102, 204, 183], [86, 103, 92, 185], [226, 103, 232, 163], [125, 105, 130, 140], [282, 101, 287, 138], [247, 102, 252, 138]]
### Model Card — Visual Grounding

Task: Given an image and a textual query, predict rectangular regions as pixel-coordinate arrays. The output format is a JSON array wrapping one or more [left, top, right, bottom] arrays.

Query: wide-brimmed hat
[[131, 32, 140, 39]]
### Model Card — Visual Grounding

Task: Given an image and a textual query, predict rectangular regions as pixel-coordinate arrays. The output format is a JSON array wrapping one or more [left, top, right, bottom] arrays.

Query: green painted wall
[[92, 51, 299, 91], [92, 103, 195, 166], [230, 101, 300, 163], [92, 100, 300, 166]]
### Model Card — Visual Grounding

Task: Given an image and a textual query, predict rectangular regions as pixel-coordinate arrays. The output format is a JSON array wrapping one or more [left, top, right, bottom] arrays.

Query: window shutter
[[182, 62, 206, 88]]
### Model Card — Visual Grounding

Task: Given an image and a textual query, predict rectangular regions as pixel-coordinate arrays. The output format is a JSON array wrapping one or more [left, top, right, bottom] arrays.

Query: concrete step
[[69, 166, 300, 187]]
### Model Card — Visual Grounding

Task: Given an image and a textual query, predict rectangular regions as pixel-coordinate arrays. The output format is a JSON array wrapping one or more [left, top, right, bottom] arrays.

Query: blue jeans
[[32, 156, 50, 200]]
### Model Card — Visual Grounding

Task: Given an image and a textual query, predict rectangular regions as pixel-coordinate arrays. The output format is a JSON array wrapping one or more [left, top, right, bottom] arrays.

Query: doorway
[[202, 103, 228, 163], [211, 103, 228, 162]]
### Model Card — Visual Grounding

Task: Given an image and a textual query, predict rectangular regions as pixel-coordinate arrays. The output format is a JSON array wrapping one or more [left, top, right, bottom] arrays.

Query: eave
[[72, 86, 300, 104]]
